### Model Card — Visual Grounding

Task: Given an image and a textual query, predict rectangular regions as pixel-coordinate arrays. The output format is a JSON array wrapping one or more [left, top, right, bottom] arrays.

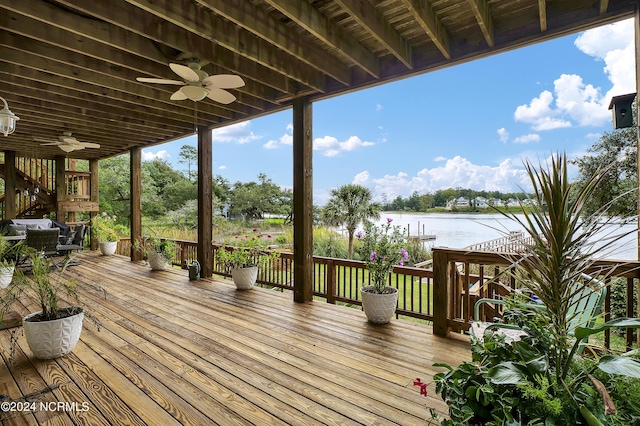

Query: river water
[[371, 212, 638, 261]]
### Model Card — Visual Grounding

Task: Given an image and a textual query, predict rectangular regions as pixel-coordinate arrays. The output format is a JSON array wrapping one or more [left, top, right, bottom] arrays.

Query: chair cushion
[[7, 224, 26, 236]]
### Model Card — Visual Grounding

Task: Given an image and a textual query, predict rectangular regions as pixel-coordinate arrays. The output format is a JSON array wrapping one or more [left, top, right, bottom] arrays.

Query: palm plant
[[321, 184, 381, 259]]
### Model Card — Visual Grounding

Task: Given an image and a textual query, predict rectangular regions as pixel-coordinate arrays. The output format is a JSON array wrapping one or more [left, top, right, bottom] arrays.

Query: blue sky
[[142, 18, 635, 205]]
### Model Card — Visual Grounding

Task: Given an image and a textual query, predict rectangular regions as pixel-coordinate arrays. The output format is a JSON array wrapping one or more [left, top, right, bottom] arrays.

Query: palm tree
[[321, 184, 381, 259]]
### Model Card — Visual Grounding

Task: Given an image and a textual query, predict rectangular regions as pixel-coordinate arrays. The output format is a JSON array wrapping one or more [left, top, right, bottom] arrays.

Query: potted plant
[[430, 153, 640, 424], [216, 229, 278, 289], [134, 237, 180, 271], [0, 250, 83, 359], [91, 213, 119, 256], [357, 218, 409, 323], [0, 236, 27, 289]]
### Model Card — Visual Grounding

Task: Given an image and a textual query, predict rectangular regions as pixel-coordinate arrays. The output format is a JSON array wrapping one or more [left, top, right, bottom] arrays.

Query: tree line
[[381, 188, 533, 212]]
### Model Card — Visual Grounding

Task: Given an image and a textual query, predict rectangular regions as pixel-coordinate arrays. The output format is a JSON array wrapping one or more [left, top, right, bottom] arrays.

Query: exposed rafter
[[539, 0, 547, 32], [399, 0, 451, 59], [467, 0, 494, 47], [601, 0, 610, 14]]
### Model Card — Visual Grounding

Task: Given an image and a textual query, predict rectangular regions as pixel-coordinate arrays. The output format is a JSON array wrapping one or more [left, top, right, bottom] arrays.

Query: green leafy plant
[[0, 236, 27, 267], [357, 218, 408, 293], [133, 236, 180, 260], [216, 229, 278, 270], [91, 212, 120, 242], [0, 250, 81, 321], [431, 153, 640, 425]]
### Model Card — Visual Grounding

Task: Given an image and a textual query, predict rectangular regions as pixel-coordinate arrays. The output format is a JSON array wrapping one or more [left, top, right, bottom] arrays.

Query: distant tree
[[572, 126, 637, 217], [321, 184, 381, 259], [178, 145, 198, 181], [229, 173, 287, 220]]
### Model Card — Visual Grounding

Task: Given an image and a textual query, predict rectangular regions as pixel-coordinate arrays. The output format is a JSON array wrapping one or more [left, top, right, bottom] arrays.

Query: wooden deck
[[0, 251, 470, 425]]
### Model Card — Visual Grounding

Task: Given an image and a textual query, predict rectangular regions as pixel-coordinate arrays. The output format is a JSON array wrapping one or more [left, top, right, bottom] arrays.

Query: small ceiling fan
[[136, 62, 245, 104], [35, 132, 100, 153]]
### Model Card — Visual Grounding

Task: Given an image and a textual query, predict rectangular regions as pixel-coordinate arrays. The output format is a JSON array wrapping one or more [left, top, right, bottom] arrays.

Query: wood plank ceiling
[[0, 0, 636, 160]]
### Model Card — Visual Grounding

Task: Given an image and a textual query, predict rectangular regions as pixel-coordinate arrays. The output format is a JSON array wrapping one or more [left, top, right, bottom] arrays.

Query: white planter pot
[[99, 241, 118, 256], [23, 309, 84, 359], [147, 251, 168, 270], [360, 286, 399, 324], [0, 265, 15, 289], [231, 266, 258, 290]]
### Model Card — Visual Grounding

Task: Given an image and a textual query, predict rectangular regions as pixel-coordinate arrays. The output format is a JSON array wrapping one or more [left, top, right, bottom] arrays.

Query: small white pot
[[0, 265, 15, 289], [231, 266, 258, 290], [99, 241, 118, 256], [147, 251, 168, 270], [23, 309, 84, 359], [360, 286, 399, 324]]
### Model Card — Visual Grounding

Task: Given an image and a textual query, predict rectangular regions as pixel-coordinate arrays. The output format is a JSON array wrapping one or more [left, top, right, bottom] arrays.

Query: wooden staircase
[[0, 158, 97, 220]]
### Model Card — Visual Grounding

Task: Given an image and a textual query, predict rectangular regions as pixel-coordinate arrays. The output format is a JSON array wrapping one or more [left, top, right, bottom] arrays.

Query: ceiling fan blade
[[81, 143, 101, 149], [206, 88, 236, 104], [169, 63, 200, 82], [136, 77, 185, 85], [203, 74, 245, 89], [34, 138, 59, 144], [40, 142, 62, 146], [170, 89, 188, 101], [181, 86, 208, 101], [60, 136, 79, 143]]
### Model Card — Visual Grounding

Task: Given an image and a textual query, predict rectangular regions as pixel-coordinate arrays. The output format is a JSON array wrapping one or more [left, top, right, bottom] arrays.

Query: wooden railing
[[113, 238, 640, 350], [431, 247, 640, 351], [115, 237, 436, 321]]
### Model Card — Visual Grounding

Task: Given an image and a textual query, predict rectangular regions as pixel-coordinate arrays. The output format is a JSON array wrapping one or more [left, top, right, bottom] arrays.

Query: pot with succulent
[[216, 229, 278, 289], [0, 250, 83, 359], [91, 213, 119, 256], [357, 218, 409, 324], [134, 236, 180, 271]]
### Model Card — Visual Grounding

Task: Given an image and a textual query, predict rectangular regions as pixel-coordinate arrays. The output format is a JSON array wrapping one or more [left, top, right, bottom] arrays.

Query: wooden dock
[[0, 251, 470, 425]]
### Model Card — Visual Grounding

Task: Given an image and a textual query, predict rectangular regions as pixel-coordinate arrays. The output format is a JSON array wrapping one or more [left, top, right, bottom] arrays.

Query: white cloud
[[515, 19, 633, 131], [362, 156, 532, 200], [497, 128, 509, 143], [376, 103, 383, 111], [314, 135, 375, 157], [352, 171, 370, 185], [433, 156, 447, 162], [218, 165, 227, 170], [264, 131, 293, 149], [513, 134, 540, 144], [211, 121, 260, 144], [142, 149, 171, 162]]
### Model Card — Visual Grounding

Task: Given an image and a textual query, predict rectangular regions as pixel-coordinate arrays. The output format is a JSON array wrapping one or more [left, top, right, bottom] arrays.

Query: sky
[[141, 18, 636, 205]]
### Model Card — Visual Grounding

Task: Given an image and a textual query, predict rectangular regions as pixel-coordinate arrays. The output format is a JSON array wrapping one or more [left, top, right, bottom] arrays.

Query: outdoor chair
[[470, 273, 607, 350], [57, 224, 87, 265], [23, 228, 61, 268]]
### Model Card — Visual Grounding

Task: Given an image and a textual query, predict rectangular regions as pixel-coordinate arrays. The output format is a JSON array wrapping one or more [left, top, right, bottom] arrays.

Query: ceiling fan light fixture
[[0, 95, 19, 137], [58, 144, 76, 153], [180, 85, 208, 101]]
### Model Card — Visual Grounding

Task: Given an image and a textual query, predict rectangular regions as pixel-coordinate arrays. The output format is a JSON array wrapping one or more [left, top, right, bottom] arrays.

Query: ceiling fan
[[136, 62, 245, 104], [35, 132, 100, 153]]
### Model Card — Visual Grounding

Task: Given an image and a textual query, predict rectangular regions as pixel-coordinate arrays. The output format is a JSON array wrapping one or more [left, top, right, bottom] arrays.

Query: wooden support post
[[326, 260, 336, 304], [4, 151, 16, 219], [130, 149, 142, 261], [67, 159, 76, 224], [55, 156, 66, 223], [198, 126, 213, 278], [292, 97, 314, 303], [89, 159, 100, 249], [432, 248, 450, 337]]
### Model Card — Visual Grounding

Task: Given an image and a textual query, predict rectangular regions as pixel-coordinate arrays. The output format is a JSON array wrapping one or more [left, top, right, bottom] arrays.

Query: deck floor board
[[0, 251, 470, 425]]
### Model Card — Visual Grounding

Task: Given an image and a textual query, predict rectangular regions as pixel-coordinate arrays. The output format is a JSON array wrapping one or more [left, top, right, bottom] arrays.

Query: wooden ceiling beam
[[600, 0, 610, 14], [539, 0, 548, 32], [263, 0, 380, 78], [0, 0, 295, 99], [190, 0, 352, 86], [467, 0, 494, 47], [399, 0, 451, 59], [2, 12, 269, 112], [53, 0, 324, 94], [333, 0, 412, 68]]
